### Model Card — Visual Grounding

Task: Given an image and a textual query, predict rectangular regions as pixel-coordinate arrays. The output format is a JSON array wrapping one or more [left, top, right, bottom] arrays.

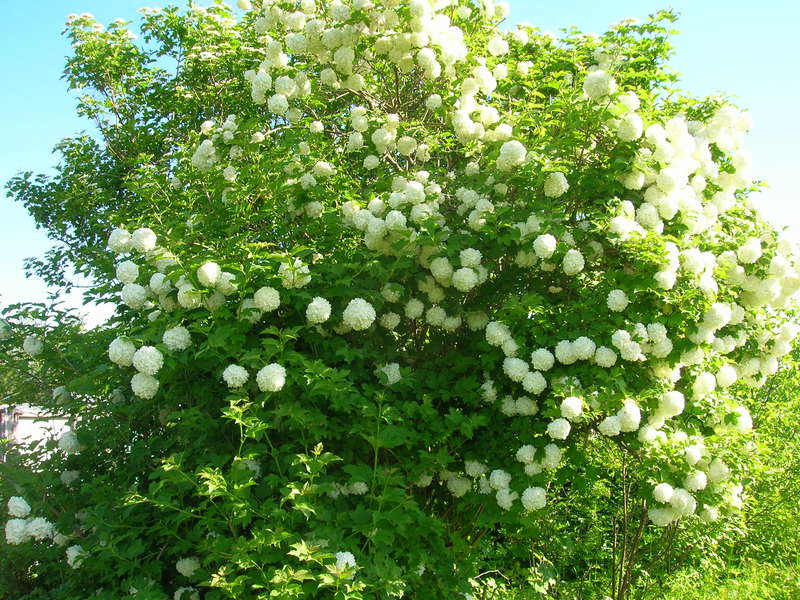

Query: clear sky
[[1, 1, 798, 323]]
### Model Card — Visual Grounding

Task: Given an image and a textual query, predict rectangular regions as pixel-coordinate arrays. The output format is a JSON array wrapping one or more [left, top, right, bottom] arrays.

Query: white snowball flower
[[692, 372, 716, 398], [60, 470, 80, 486], [66, 544, 86, 569], [174, 588, 200, 600], [278, 259, 311, 289], [560, 396, 583, 421], [131, 373, 159, 399], [544, 172, 569, 198], [379, 312, 401, 330], [516, 445, 536, 464], [343, 298, 376, 330], [708, 458, 731, 483], [496, 140, 527, 171], [459, 248, 482, 268], [670, 488, 696, 516], [58, 430, 81, 454], [254, 286, 280, 312], [533, 234, 557, 259], [594, 346, 618, 367], [108, 337, 136, 366], [617, 399, 641, 432], [487, 36, 509, 56], [132, 346, 164, 375], [334, 551, 357, 574], [25, 517, 54, 541], [447, 476, 471, 497], [222, 364, 249, 388], [150, 272, 172, 295], [699, 506, 720, 523], [547, 418, 571, 440], [452, 267, 479, 292], [23, 335, 44, 356], [108, 227, 132, 253], [496, 488, 518, 510], [653, 482, 674, 503], [7, 496, 31, 518], [306, 297, 332, 324], [163, 326, 191, 351], [404, 298, 424, 319], [562, 248, 585, 275], [256, 363, 286, 392], [716, 364, 738, 388], [733, 406, 753, 433], [216, 272, 237, 295], [658, 391, 685, 418], [131, 227, 157, 253], [197, 262, 221, 287], [489, 469, 512, 490], [376, 362, 401, 385], [736, 237, 762, 264], [521, 487, 547, 511], [684, 470, 708, 491], [5, 518, 30, 545], [617, 112, 644, 141], [522, 371, 547, 395], [530, 348, 555, 371], [583, 69, 617, 99], [176, 557, 201, 577], [598, 415, 621, 437], [502, 357, 529, 382], [121, 283, 148, 309], [116, 260, 139, 284], [425, 94, 442, 110], [607, 289, 629, 312]]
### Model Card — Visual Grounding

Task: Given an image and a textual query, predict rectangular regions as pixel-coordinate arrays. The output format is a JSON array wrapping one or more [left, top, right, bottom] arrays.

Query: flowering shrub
[[2, 1, 798, 598]]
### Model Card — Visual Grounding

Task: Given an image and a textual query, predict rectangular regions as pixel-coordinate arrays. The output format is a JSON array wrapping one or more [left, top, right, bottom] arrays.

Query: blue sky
[[1, 0, 798, 321]]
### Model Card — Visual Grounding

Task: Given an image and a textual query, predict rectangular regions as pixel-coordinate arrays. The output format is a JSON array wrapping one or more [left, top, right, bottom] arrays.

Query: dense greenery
[[1, 1, 798, 599]]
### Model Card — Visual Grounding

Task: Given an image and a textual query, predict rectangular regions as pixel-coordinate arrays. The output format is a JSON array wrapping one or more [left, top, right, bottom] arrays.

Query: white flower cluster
[[82, 0, 800, 537], [4, 497, 57, 546]]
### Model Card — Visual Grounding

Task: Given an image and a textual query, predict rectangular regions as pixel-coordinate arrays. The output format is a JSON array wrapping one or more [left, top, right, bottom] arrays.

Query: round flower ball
[[256, 363, 286, 392], [653, 483, 674, 503], [176, 557, 201, 578], [131, 373, 159, 399], [116, 260, 139, 284], [533, 234, 557, 259], [452, 267, 479, 292], [108, 337, 136, 367], [306, 297, 332, 324], [547, 418, 571, 440], [107, 227, 132, 253], [560, 396, 583, 421], [121, 283, 148, 309], [131, 227, 157, 253], [23, 335, 44, 356], [583, 69, 617, 100], [543, 172, 569, 198], [598, 415, 621, 437], [132, 346, 164, 376], [253, 286, 280, 312], [659, 390, 685, 418], [222, 364, 249, 388], [7, 496, 31, 518], [163, 326, 191, 351], [58, 430, 81, 454], [521, 487, 547, 511], [607, 289, 629, 312], [197, 262, 221, 288], [343, 298, 376, 330]]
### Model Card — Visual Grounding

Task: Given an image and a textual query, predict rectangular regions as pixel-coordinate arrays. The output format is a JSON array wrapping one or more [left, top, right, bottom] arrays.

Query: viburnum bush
[[2, 1, 799, 598]]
